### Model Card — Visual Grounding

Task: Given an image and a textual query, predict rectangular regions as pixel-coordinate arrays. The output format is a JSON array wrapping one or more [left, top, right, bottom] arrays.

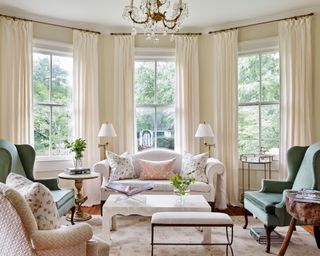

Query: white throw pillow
[[107, 151, 136, 181], [181, 152, 209, 183], [6, 173, 60, 230]]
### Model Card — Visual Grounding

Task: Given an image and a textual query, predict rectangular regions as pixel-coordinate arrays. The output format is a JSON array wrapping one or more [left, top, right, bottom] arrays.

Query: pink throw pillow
[[139, 158, 176, 180]]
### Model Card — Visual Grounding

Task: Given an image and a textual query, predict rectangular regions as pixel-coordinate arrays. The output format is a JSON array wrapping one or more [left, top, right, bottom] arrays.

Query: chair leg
[[314, 226, 320, 249], [243, 208, 249, 229], [100, 200, 105, 216], [264, 225, 275, 253], [209, 201, 215, 212], [70, 206, 76, 225]]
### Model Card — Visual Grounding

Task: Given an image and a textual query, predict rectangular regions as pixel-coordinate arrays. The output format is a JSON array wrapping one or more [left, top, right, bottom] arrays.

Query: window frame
[[33, 40, 73, 161], [237, 37, 280, 157], [135, 48, 176, 151]]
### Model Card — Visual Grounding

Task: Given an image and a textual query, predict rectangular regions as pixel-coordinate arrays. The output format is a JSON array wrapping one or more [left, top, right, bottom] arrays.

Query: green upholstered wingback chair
[[0, 139, 74, 217], [243, 142, 320, 253]]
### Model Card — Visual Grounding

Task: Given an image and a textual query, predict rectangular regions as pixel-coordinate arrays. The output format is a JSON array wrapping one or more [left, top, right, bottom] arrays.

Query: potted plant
[[64, 138, 87, 169], [170, 171, 195, 204]]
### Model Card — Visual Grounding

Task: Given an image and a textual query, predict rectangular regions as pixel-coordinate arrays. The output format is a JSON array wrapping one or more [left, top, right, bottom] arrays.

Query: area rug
[[62, 215, 319, 256]]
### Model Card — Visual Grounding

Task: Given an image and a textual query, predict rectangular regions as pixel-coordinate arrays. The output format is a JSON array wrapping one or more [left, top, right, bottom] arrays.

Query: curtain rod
[[209, 12, 314, 34], [110, 32, 202, 36], [0, 13, 101, 34]]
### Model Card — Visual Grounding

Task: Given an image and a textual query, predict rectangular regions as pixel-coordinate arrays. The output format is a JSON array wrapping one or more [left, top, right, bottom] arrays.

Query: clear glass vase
[[73, 158, 83, 169], [174, 188, 190, 205]]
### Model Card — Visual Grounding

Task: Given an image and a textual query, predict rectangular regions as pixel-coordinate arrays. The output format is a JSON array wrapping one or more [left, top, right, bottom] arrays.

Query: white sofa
[[93, 148, 227, 210]]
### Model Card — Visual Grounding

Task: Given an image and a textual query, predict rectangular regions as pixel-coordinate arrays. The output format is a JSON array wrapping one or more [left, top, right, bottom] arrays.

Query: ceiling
[[0, 0, 319, 33]]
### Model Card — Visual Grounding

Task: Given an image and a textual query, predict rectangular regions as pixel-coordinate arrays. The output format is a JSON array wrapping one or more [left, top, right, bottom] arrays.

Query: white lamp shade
[[98, 123, 117, 137], [195, 123, 214, 137]]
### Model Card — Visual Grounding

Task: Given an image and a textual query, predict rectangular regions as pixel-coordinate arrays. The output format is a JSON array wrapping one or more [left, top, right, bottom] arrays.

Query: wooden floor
[[82, 204, 313, 235]]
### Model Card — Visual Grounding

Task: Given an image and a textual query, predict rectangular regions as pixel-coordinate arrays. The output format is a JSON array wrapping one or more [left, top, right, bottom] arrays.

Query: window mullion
[[259, 53, 262, 151], [154, 61, 157, 148], [49, 54, 53, 157]]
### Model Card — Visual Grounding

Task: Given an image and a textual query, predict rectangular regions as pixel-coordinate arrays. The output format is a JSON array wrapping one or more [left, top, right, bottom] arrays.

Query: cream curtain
[[279, 17, 312, 179], [113, 36, 135, 154], [73, 30, 100, 206], [211, 30, 239, 206], [0, 17, 33, 144], [175, 36, 200, 154]]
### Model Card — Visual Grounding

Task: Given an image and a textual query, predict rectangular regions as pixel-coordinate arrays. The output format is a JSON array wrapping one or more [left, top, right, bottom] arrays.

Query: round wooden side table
[[58, 172, 99, 222], [278, 191, 320, 256]]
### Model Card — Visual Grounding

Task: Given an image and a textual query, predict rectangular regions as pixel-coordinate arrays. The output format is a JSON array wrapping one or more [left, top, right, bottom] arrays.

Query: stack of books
[[250, 227, 283, 244], [294, 189, 320, 204], [64, 167, 91, 175]]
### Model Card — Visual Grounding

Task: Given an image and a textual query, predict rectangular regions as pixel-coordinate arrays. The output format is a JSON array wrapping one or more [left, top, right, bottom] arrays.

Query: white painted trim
[[33, 38, 72, 55], [238, 36, 279, 54], [135, 47, 175, 59]]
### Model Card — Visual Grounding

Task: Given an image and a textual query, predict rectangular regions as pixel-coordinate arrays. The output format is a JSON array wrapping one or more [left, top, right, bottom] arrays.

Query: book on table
[[250, 227, 283, 244], [64, 167, 91, 175], [106, 182, 154, 197]]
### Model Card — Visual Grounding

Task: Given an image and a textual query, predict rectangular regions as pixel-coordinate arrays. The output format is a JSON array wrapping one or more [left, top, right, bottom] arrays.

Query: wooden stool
[[151, 211, 233, 256]]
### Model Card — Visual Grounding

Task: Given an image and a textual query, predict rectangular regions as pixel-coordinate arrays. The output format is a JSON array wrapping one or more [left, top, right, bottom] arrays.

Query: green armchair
[[0, 139, 74, 217], [243, 142, 320, 253]]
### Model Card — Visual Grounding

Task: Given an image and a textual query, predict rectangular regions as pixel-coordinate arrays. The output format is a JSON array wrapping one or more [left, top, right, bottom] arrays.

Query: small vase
[[73, 158, 83, 169], [174, 188, 190, 205]]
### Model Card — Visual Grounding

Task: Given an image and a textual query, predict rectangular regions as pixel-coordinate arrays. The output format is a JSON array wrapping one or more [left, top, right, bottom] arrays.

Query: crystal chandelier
[[123, 0, 189, 40]]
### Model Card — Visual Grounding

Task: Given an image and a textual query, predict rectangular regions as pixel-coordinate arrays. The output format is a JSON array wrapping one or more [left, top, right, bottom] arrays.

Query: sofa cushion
[[181, 152, 208, 183], [6, 173, 60, 230], [139, 158, 176, 180], [103, 179, 211, 193], [107, 151, 136, 181], [245, 191, 283, 214]]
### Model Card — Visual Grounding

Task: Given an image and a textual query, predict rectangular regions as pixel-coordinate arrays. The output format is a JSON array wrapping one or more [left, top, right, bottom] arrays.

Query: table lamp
[[195, 122, 215, 157], [98, 122, 117, 156]]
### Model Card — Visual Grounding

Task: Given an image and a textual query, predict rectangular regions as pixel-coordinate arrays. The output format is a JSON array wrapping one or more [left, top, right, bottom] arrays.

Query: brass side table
[[58, 172, 99, 222], [240, 154, 273, 201]]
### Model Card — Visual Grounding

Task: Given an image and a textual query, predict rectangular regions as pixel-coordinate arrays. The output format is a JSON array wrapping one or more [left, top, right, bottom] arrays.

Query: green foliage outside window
[[135, 60, 175, 151], [33, 52, 73, 156], [238, 52, 280, 155]]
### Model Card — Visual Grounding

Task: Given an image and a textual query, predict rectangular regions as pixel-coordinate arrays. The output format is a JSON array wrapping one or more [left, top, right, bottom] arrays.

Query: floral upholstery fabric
[[6, 173, 60, 230], [107, 151, 136, 181], [139, 158, 176, 180], [181, 152, 209, 183]]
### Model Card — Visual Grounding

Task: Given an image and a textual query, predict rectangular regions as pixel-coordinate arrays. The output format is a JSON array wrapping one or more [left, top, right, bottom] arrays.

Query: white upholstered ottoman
[[151, 212, 234, 256]]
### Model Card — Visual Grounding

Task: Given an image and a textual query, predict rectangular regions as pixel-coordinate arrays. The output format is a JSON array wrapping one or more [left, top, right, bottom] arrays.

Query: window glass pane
[[238, 105, 259, 154], [51, 106, 73, 156], [261, 104, 280, 151], [156, 107, 175, 150], [135, 61, 155, 105], [33, 53, 50, 104], [136, 107, 155, 151], [156, 61, 175, 105], [261, 52, 280, 102], [52, 55, 73, 105], [34, 105, 50, 156], [238, 54, 260, 103]]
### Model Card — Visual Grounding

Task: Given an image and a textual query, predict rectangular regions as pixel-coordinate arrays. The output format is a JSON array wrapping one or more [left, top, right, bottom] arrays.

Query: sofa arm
[[31, 223, 93, 251], [205, 158, 225, 186], [93, 160, 110, 185], [260, 179, 293, 193]]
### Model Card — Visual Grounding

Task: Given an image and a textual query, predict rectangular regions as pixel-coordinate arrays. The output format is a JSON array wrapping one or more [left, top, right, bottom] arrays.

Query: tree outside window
[[135, 60, 175, 151], [33, 51, 73, 156], [238, 51, 280, 155]]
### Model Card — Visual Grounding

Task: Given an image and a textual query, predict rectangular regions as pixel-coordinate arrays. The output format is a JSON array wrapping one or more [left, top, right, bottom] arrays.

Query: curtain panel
[[113, 36, 135, 154], [0, 17, 33, 144], [73, 30, 100, 206], [211, 30, 239, 206], [279, 17, 313, 179], [175, 36, 200, 154]]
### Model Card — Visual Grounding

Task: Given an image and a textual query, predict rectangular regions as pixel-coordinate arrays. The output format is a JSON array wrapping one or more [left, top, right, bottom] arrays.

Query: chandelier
[[123, 0, 189, 40]]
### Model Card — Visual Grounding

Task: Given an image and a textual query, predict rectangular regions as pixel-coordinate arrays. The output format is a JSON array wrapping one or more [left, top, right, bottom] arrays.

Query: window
[[33, 50, 73, 157], [134, 60, 176, 151], [238, 51, 280, 155]]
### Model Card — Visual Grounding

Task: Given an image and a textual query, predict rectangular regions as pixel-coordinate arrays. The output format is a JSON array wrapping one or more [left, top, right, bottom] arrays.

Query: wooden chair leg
[[278, 218, 296, 256], [264, 225, 275, 253], [314, 226, 320, 249], [70, 206, 76, 225], [100, 200, 105, 216], [243, 208, 249, 229]]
